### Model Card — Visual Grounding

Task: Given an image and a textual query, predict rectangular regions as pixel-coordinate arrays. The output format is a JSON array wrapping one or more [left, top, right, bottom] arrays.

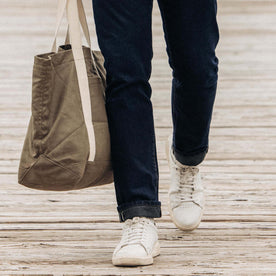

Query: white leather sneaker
[[112, 216, 160, 266], [165, 134, 205, 231]]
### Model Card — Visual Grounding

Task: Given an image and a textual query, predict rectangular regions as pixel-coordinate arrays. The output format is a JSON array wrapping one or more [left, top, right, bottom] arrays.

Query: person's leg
[[92, 0, 161, 222], [158, 0, 219, 231], [157, 0, 219, 166]]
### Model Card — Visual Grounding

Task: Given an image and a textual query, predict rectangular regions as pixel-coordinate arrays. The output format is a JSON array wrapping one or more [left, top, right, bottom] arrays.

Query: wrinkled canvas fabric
[[18, 44, 113, 191]]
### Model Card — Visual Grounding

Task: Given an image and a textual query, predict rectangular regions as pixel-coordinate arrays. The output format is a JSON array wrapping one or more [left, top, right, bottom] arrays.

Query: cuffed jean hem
[[173, 146, 209, 166], [117, 201, 162, 222]]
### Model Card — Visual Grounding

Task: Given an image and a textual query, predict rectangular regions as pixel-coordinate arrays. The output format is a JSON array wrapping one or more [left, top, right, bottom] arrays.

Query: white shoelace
[[121, 217, 153, 246], [174, 166, 198, 203]]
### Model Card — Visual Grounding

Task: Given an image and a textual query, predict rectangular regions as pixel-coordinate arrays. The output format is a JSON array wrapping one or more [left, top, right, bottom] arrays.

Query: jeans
[[92, 0, 219, 222]]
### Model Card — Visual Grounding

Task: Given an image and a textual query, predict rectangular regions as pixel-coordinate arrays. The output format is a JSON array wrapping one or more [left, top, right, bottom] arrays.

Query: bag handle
[[64, 0, 92, 48], [51, 0, 97, 162], [51, 0, 67, 52], [51, 0, 91, 52]]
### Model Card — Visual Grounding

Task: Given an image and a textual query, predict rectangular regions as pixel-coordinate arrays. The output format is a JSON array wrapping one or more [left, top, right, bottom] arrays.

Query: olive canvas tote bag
[[18, 0, 113, 191]]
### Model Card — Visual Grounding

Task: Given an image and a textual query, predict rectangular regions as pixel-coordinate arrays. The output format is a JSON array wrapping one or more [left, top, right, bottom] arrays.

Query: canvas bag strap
[[51, 0, 96, 162], [52, 0, 99, 75], [51, 0, 67, 53], [64, 0, 92, 48], [64, 0, 99, 74], [51, 0, 93, 54]]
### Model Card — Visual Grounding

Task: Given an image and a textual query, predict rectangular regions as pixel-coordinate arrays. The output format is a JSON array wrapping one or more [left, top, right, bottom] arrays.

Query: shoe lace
[[121, 217, 152, 246], [175, 166, 198, 203]]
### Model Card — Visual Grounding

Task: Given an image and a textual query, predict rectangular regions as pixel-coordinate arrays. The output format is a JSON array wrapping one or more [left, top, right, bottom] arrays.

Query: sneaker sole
[[165, 134, 203, 231], [112, 241, 160, 267]]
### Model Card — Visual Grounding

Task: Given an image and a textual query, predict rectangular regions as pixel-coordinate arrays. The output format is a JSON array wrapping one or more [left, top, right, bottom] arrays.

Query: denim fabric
[[92, 0, 219, 222]]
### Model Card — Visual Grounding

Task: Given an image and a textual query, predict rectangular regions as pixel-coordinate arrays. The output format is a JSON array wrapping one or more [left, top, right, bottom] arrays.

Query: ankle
[[172, 146, 207, 167]]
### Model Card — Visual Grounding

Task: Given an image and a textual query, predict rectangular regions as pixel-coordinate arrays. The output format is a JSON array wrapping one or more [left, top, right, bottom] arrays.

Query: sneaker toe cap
[[114, 244, 147, 258], [172, 204, 203, 230]]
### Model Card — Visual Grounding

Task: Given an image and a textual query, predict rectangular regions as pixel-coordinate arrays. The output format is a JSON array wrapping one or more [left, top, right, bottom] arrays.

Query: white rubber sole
[[165, 134, 203, 231], [112, 241, 160, 267]]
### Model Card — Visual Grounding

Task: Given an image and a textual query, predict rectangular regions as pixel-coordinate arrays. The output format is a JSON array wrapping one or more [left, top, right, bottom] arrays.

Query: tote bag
[[17, 0, 113, 191]]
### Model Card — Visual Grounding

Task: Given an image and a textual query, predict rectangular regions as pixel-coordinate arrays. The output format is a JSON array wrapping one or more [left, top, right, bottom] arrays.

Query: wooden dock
[[0, 0, 275, 274]]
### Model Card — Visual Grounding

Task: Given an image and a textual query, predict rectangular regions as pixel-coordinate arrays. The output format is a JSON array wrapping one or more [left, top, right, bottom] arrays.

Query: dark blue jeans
[[92, 0, 219, 222]]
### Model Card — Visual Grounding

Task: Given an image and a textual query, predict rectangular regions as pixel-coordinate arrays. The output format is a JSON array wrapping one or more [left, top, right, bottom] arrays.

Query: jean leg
[[92, 0, 161, 222], [157, 0, 220, 166]]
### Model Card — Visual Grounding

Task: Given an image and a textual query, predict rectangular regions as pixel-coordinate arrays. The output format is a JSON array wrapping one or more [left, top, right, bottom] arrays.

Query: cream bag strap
[[64, 0, 92, 48], [51, 0, 92, 54], [51, 0, 97, 162]]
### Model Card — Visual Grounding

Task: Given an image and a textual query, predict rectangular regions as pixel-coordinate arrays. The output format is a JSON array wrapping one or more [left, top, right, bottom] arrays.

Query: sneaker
[[165, 134, 205, 231], [112, 216, 160, 266]]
